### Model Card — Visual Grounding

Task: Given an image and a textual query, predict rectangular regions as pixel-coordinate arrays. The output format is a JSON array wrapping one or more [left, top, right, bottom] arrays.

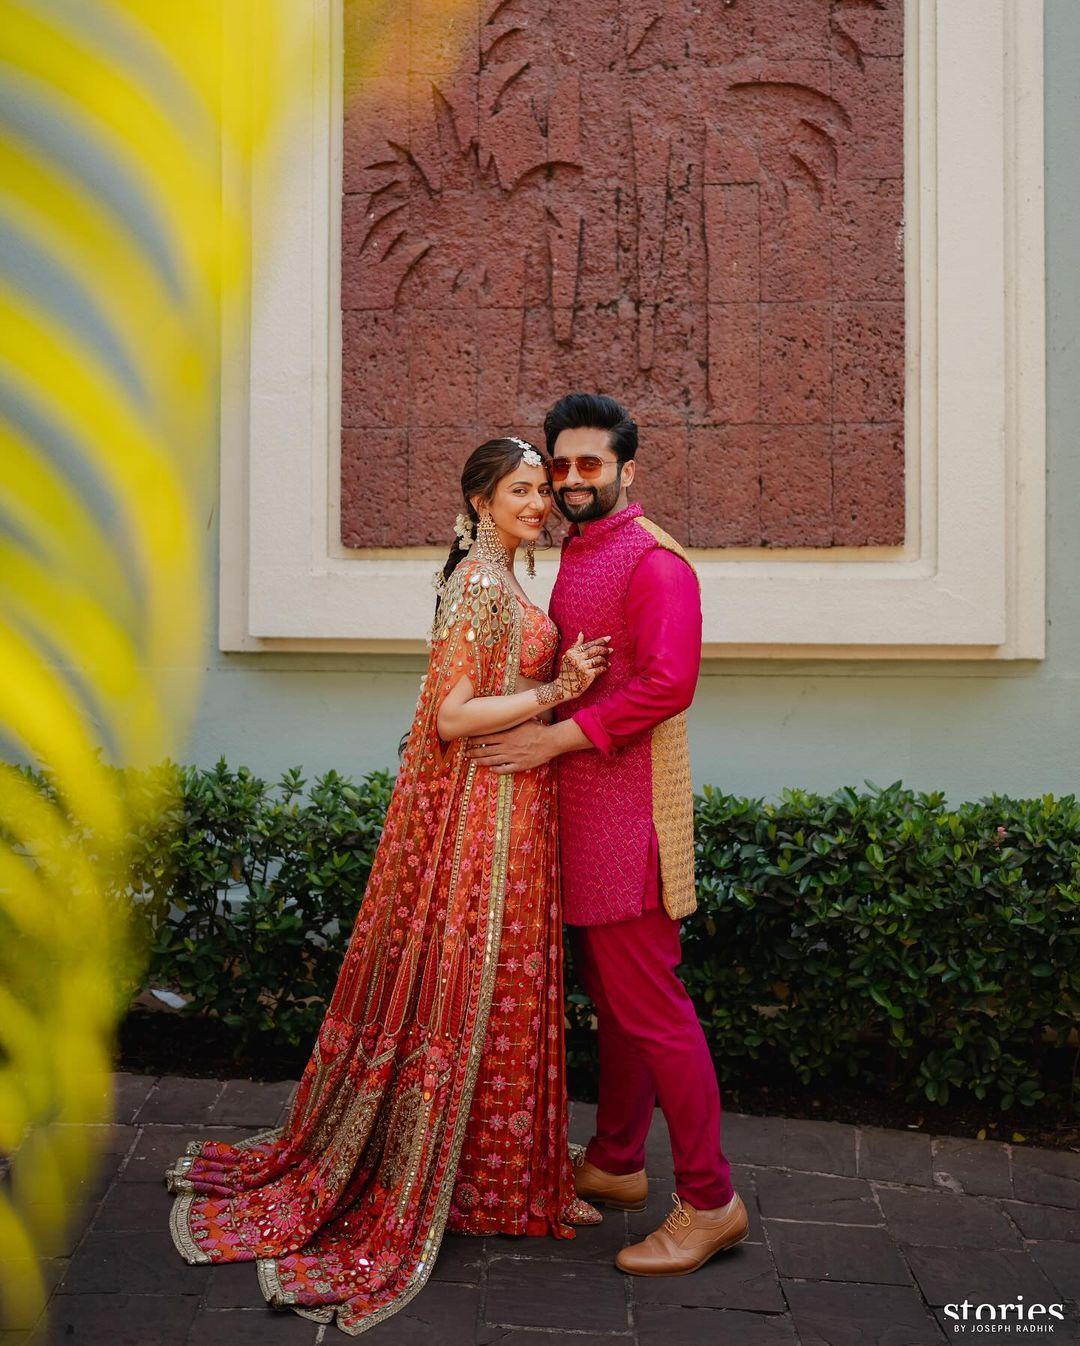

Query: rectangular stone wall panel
[[340, 0, 905, 549]]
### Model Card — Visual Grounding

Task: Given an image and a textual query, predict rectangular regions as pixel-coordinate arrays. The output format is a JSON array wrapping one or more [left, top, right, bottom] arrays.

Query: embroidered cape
[[166, 558, 527, 1334]]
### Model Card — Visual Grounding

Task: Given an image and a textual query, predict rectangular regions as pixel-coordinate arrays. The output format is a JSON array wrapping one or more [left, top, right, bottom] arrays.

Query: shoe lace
[[569, 1143, 586, 1170], [662, 1193, 692, 1235]]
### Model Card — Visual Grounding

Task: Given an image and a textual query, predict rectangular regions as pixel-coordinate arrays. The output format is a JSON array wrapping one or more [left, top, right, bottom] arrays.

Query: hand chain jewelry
[[534, 644, 593, 708]]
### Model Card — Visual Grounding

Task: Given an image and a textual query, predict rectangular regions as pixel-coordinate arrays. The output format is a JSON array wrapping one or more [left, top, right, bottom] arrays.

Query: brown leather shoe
[[615, 1192, 750, 1275], [569, 1142, 648, 1212]]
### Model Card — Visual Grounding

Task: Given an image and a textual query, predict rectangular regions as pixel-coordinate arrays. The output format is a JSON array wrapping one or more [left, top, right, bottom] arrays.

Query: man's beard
[[556, 469, 623, 523]]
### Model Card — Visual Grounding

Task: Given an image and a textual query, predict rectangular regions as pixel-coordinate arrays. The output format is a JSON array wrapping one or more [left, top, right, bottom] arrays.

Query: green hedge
[[43, 760, 1080, 1111], [684, 785, 1079, 1110], [126, 761, 393, 1050]]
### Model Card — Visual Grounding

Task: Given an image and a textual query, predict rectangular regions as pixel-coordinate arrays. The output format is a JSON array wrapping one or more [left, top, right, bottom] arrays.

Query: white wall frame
[[219, 0, 1045, 659]]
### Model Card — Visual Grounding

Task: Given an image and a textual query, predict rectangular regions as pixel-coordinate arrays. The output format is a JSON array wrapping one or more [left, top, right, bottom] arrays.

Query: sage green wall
[[185, 3, 1080, 804]]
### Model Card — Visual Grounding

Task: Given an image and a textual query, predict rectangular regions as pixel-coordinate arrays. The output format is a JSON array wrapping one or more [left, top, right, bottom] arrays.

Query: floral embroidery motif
[[508, 1111, 532, 1139]]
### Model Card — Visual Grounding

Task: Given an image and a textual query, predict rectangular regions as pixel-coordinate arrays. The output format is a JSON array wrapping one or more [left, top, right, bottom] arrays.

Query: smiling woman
[[432, 438, 610, 744], [164, 434, 607, 1336]]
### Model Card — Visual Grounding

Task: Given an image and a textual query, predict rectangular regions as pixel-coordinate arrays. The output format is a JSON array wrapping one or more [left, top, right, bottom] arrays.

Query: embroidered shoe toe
[[569, 1144, 648, 1212]]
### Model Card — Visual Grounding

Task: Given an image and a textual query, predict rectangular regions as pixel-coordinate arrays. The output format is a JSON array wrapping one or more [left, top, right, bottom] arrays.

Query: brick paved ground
[[5, 1074, 1080, 1345]]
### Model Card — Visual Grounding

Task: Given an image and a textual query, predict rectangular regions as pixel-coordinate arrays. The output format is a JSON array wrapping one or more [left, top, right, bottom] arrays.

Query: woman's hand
[[535, 633, 611, 708]]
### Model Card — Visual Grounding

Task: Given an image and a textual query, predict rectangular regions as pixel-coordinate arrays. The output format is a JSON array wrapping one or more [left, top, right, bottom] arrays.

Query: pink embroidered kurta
[[549, 504, 701, 926]]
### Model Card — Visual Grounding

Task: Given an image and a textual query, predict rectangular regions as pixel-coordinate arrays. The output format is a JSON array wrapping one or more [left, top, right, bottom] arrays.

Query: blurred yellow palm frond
[[0, 0, 306, 1331]]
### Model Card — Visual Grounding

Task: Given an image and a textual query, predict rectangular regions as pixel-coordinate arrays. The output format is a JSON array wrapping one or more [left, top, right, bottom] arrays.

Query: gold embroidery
[[636, 517, 699, 920], [335, 574, 521, 1336], [633, 516, 700, 589], [167, 1127, 286, 1265], [377, 1084, 423, 1191], [650, 710, 698, 919], [306, 1070, 353, 1155], [169, 1192, 207, 1264], [257, 1255, 336, 1322], [318, 1087, 383, 1190], [171, 567, 524, 1339], [287, 1042, 326, 1134]]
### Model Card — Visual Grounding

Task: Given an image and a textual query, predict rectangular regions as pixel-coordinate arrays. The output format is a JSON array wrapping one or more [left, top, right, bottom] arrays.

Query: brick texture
[[340, 0, 905, 549]]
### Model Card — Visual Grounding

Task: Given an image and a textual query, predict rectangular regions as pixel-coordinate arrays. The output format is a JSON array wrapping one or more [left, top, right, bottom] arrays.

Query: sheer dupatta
[[166, 557, 522, 1335]]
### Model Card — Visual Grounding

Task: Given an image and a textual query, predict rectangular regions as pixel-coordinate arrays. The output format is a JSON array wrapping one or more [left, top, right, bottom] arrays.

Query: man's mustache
[[556, 486, 597, 509]]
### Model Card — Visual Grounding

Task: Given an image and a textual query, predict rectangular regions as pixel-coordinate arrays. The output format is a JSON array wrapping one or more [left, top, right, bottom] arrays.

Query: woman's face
[[476, 460, 552, 550]]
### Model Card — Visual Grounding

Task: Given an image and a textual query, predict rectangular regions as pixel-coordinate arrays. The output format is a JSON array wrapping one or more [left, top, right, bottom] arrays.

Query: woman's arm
[[436, 634, 610, 742]]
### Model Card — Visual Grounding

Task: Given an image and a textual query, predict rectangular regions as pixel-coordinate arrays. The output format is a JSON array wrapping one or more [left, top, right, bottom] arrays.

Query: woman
[[165, 437, 610, 1336]]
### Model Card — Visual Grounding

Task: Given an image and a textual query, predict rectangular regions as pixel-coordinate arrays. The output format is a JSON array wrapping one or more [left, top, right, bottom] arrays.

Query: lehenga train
[[165, 557, 582, 1335]]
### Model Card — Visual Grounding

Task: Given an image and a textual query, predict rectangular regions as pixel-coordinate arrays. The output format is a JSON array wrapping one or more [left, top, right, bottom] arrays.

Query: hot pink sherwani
[[570, 542, 701, 916], [551, 504, 698, 926], [550, 503, 734, 1210]]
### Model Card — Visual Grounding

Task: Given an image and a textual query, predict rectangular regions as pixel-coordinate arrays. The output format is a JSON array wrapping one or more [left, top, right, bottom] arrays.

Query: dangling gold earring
[[524, 539, 536, 577], [474, 509, 512, 570]]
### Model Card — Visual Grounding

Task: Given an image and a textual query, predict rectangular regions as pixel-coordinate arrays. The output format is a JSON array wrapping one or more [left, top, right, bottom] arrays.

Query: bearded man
[[467, 392, 747, 1275]]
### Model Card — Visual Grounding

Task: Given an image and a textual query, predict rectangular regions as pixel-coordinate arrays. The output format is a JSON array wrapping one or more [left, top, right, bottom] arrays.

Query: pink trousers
[[570, 904, 734, 1211]]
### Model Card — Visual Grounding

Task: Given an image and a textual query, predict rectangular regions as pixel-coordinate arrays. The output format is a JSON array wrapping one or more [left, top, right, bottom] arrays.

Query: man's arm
[[572, 547, 701, 756], [463, 711, 591, 773]]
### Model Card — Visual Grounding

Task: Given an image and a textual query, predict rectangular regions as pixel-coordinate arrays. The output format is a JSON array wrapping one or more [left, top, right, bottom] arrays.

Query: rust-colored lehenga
[[165, 557, 583, 1335]]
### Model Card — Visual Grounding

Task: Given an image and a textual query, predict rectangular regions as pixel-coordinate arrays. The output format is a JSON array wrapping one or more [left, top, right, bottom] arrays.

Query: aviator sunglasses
[[550, 454, 619, 482]]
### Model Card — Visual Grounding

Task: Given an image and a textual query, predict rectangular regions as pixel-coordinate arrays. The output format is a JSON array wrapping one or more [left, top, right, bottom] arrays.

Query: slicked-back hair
[[543, 392, 638, 464]]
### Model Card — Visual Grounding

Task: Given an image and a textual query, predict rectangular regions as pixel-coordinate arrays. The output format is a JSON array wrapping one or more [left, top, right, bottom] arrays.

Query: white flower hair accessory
[[453, 512, 476, 549], [508, 435, 542, 467]]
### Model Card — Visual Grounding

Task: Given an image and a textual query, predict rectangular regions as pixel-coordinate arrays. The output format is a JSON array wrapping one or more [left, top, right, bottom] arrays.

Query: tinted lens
[[576, 456, 606, 478], [552, 456, 608, 481]]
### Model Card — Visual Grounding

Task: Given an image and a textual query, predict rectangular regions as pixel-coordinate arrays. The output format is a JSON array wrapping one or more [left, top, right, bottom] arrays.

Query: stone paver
[[132, 1078, 226, 1126], [636, 1303, 797, 1345], [755, 1169, 880, 1225], [485, 1256, 627, 1332], [7, 1075, 1078, 1345], [783, 1280, 944, 1346], [875, 1186, 1022, 1249], [764, 1220, 912, 1285], [904, 1244, 1062, 1306], [43, 1292, 200, 1346], [185, 1309, 319, 1345], [358, 1282, 478, 1346], [932, 1135, 1013, 1198], [779, 1119, 859, 1179], [207, 1078, 296, 1128], [857, 1126, 934, 1188], [1003, 1200, 1080, 1240], [1027, 1240, 1080, 1301], [1011, 1145, 1080, 1208]]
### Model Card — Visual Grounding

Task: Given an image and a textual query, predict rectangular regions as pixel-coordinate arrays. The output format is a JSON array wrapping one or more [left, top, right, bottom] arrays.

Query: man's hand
[[465, 722, 558, 775]]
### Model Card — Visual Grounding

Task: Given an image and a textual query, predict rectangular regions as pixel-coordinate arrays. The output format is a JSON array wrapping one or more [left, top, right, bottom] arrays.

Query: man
[[467, 392, 747, 1275]]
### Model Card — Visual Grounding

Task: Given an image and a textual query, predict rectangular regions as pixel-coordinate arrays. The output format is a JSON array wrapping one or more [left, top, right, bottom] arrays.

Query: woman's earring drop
[[474, 510, 512, 569]]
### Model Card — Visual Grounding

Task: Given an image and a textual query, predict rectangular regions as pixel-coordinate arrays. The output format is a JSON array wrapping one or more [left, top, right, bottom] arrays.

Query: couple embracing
[[165, 393, 746, 1336]]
